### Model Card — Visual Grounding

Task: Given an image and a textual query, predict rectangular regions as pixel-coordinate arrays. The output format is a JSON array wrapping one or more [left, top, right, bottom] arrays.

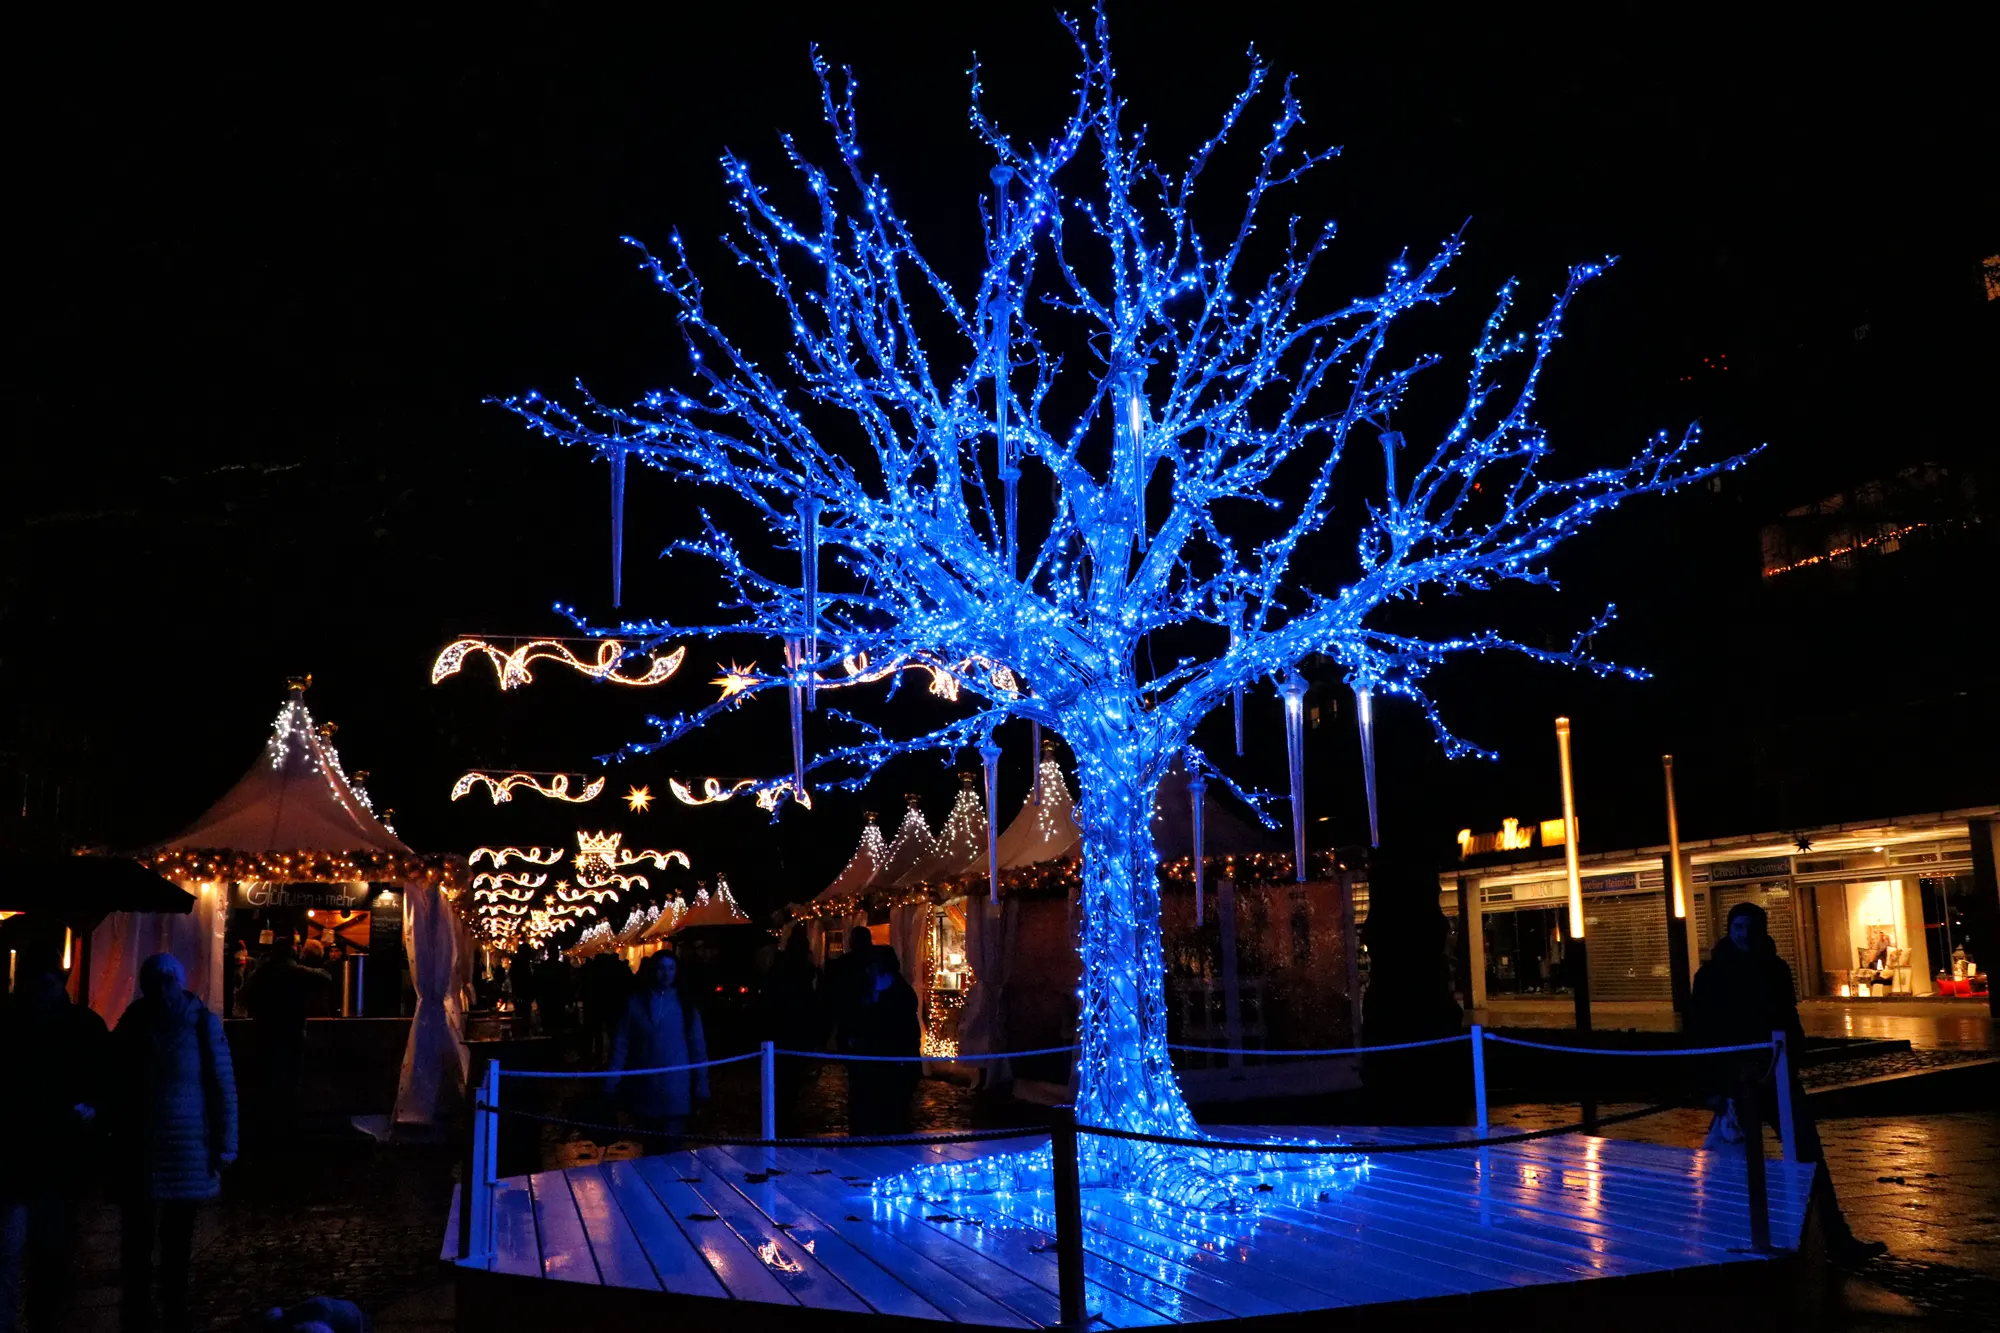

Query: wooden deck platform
[[446, 1126, 1821, 1330]]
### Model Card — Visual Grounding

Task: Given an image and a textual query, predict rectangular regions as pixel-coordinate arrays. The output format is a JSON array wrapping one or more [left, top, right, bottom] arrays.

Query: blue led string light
[[496, 5, 1754, 1208]]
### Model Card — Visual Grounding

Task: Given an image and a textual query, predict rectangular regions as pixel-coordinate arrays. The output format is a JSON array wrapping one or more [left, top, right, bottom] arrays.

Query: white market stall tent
[[792, 744, 1083, 1066], [105, 680, 472, 1132]]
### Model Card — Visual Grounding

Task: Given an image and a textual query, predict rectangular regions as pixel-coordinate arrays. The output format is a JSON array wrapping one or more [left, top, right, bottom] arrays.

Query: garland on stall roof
[[789, 848, 1346, 926], [144, 848, 467, 895]]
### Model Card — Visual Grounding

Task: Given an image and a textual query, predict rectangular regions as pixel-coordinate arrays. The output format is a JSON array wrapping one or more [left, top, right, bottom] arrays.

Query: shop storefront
[[1472, 867, 1674, 1004], [223, 880, 408, 1018], [1453, 809, 1994, 1011], [1692, 857, 1801, 994], [1789, 837, 1982, 998], [924, 900, 971, 1055]]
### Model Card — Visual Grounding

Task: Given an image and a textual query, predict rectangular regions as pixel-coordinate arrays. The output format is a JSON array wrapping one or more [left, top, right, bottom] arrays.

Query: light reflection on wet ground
[[1492, 1102, 2000, 1322], [1473, 999, 1993, 1050]]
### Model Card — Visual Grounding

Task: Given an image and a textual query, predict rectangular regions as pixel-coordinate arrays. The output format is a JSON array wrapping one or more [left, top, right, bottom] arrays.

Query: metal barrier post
[[482, 1060, 501, 1261], [1471, 1026, 1489, 1131], [760, 1041, 778, 1148], [1050, 1106, 1089, 1333], [458, 1057, 480, 1260], [1738, 1064, 1772, 1253], [1772, 1031, 1799, 1164]]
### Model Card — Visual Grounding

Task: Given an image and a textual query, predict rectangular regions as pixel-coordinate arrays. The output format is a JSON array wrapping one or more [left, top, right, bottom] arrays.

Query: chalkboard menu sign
[[228, 881, 369, 910]]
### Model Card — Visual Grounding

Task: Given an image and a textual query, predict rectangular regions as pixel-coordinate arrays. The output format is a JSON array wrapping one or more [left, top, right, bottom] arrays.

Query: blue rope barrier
[[1481, 1034, 1776, 1057]]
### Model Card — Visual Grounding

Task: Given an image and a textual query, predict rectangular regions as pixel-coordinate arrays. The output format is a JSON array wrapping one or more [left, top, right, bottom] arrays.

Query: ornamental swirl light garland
[[431, 637, 686, 691], [495, 6, 1753, 1207], [451, 771, 606, 804]]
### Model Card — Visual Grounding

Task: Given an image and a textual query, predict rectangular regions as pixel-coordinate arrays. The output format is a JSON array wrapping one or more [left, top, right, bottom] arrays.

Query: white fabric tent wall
[[956, 896, 1018, 1086], [87, 882, 227, 1025], [393, 882, 469, 1129], [889, 902, 930, 1031]]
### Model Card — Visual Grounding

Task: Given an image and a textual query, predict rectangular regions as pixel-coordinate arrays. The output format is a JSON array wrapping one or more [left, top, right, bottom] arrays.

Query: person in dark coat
[[109, 954, 238, 1333], [296, 940, 337, 1018], [761, 927, 823, 1130], [1, 967, 110, 1333], [606, 953, 708, 1144], [507, 948, 538, 1027], [849, 947, 922, 1135], [242, 938, 329, 1138], [870, 946, 924, 1134], [1691, 902, 1884, 1264], [579, 953, 633, 1064], [536, 953, 576, 1034], [825, 927, 876, 1129]]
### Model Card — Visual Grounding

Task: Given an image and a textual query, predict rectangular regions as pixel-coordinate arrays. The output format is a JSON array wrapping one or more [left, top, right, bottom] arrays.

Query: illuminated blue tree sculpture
[[501, 11, 1747, 1206]]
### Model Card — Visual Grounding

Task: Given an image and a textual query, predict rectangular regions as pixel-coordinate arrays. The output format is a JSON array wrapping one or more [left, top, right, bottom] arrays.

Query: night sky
[[7, 6, 1992, 921]]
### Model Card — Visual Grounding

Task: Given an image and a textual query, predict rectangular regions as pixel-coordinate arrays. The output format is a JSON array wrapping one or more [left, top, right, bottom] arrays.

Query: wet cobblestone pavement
[[1800, 1047, 1999, 1089], [48, 1140, 458, 1333], [1488, 1103, 2000, 1323]]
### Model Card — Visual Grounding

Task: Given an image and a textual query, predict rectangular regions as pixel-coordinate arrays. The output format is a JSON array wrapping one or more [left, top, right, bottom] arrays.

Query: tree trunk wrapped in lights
[[498, 8, 1749, 1208]]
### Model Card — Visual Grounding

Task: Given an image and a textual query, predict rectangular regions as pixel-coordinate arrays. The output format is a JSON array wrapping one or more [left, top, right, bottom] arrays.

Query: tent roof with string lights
[[159, 678, 408, 857]]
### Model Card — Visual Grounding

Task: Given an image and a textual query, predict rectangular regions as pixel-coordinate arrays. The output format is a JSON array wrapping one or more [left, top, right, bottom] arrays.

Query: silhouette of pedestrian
[[1, 966, 109, 1333], [1692, 902, 1886, 1265], [853, 947, 921, 1135], [108, 954, 237, 1333], [762, 927, 822, 1130], [242, 937, 328, 1139], [606, 953, 708, 1146]]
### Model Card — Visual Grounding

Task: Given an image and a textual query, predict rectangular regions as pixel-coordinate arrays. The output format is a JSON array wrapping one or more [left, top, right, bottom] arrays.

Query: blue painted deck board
[[489, 1176, 540, 1279], [629, 1154, 799, 1307], [706, 1142, 1038, 1327], [529, 1169, 601, 1285], [600, 1159, 730, 1300], [830, 1142, 1211, 1328], [674, 1149, 947, 1320], [458, 1123, 1805, 1325], [565, 1165, 659, 1292]]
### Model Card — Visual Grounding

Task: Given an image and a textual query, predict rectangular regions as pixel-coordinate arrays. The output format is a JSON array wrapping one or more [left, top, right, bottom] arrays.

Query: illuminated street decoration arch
[[431, 637, 686, 691], [451, 772, 605, 804]]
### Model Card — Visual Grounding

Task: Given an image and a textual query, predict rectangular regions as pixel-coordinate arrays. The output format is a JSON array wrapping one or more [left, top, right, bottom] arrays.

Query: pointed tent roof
[[815, 811, 888, 901], [639, 876, 751, 941], [675, 877, 752, 932], [891, 772, 986, 888], [1151, 759, 1281, 860], [161, 683, 409, 855], [872, 797, 938, 887], [996, 744, 1081, 869]]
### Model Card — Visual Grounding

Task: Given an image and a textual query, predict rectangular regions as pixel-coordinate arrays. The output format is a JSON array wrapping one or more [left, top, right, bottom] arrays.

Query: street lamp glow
[[1555, 717, 1584, 940], [1663, 754, 1686, 919]]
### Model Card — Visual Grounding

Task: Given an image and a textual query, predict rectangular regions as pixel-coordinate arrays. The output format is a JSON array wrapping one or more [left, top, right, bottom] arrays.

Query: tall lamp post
[[1555, 717, 1590, 1033], [1662, 755, 1693, 1013]]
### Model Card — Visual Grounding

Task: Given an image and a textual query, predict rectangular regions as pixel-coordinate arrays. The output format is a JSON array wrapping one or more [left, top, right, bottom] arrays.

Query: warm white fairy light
[[469, 846, 564, 868], [451, 771, 606, 804], [431, 638, 686, 691]]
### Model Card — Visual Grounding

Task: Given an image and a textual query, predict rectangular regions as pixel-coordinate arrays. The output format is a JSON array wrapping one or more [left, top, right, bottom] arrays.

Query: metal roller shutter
[[1584, 892, 1672, 1001], [1714, 881, 1802, 997]]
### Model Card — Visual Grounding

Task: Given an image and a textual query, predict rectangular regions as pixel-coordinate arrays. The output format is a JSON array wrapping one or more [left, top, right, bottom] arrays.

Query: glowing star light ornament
[[624, 784, 653, 812], [497, 10, 1753, 1209], [431, 637, 685, 691]]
